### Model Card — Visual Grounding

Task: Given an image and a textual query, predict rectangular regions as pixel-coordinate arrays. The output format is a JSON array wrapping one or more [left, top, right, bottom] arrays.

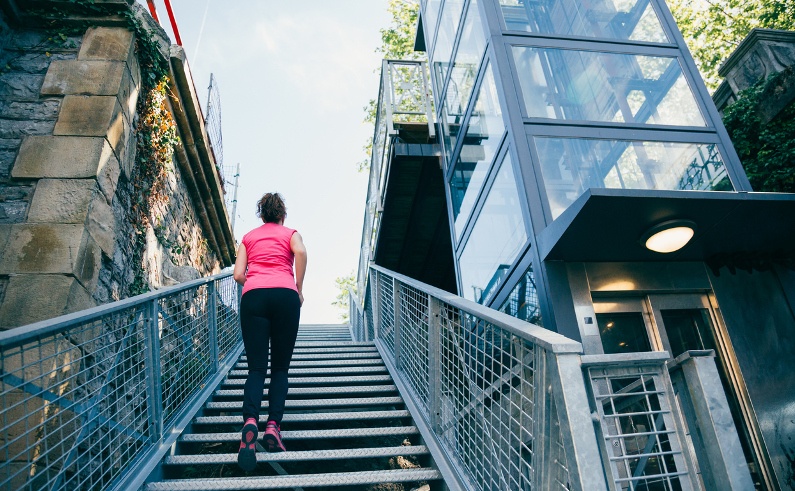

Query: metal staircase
[[144, 324, 442, 490]]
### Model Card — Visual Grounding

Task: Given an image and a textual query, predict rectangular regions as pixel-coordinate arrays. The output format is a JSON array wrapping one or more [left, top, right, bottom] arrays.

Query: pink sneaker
[[262, 420, 286, 452], [237, 421, 258, 471]]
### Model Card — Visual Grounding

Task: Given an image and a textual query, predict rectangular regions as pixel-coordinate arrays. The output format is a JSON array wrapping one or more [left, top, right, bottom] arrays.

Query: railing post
[[369, 267, 381, 342], [144, 299, 163, 442], [548, 352, 608, 491], [208, 280, 219, 373], [428, 296, 442, 432], [669, 351, 755, 490], [392, 277, 402, 369]]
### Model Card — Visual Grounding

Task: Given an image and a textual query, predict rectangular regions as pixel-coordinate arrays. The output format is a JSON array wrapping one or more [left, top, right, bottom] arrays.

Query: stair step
[[181, 426, 419, 443], [205, 396, 404, 411], [241, 352, 381, 361], [291, 346, 377, 353], [226, 366, 388, 377], [194, 410, 412, 426], [236, 358, 385, 369], [214, 385, 397, 398], [164, 445, 429, 466], [221, 375, 393, 385], [146, 468, 440, 490]]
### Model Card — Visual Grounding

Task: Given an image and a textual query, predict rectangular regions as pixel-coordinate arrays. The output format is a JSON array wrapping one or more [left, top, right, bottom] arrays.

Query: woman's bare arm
[[291, 232, 307, 305], [233, 243, 247, 285]]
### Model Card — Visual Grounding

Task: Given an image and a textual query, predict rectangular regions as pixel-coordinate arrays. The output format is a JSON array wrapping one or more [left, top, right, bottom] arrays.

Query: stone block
[[0, 118, 56, 139], [27, 179, 96, 223], [0, 74, 45, 101], [5, 51, 76, 75], [0, 223, 11, 253], [11, 136, 105, 179], [0, 274, 95, 329], [97, 140, 121, 202], [53, 95, 127, 160], [41, 60, 126, 96], [86, 192, 116, 257], [0, 201, 27, 223], [0, 100, 61, 121], [78, 27, 135, 64], [0, 224, 101, 289]]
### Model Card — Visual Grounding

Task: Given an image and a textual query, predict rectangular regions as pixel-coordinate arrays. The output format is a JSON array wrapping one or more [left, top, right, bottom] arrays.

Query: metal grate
[[0, 272, 241, 491], [588, 364, 693, 491], [350, 266, 589, 490]]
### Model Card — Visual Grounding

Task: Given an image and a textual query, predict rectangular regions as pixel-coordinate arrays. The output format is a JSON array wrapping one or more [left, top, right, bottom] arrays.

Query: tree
[[667, 0, 795, 91], [332, 272, 358, 322]]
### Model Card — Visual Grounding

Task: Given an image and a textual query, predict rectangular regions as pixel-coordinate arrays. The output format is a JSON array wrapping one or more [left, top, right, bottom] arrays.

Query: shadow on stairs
[[143, 324, 443, 491]]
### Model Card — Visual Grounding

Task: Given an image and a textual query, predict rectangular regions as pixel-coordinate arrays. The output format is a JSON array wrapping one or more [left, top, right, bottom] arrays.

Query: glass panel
[[535, 139, 733, 218], [661, 308, 717, 358], [442, 0, 486, 163], [459, 154, 527, 304], [596, 312, 652, 354], [499, 0, 669, 43], [449, 64, 505, 238], [431, 0, 465, 95], [512, 46, 705, 126], [499, 262, 542, 325], [441, 0, 486, 165], [424, 0, 443, 52]]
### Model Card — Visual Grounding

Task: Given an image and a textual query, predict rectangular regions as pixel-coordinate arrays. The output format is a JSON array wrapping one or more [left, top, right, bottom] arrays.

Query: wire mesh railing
[[0, 272, 242, 491], [353, 265, 607, 491]]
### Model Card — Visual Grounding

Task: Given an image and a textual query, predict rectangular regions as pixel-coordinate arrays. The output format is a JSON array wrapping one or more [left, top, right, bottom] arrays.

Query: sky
[[139, 1, 392, 323]]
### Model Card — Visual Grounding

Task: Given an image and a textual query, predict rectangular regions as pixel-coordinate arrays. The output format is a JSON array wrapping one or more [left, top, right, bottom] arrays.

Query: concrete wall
[[0, 5, 234, 330]]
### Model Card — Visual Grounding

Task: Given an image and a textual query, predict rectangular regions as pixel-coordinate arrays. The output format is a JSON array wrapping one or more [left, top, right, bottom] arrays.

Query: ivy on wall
[[722, 67, 795, 193], [26, 2, 180, 295]]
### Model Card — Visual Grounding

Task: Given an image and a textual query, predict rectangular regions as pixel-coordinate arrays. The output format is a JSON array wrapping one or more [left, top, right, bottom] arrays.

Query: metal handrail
[[0, 271, 242, 491], [351, 265, 606, 490]]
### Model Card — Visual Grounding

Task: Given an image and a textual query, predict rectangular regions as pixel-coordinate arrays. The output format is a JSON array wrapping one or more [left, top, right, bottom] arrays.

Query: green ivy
[[722, 68, 795, 193]]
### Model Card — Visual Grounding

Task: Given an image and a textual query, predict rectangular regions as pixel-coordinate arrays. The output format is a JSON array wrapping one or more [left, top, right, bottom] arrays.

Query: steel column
[[145, 299, 164, 442]]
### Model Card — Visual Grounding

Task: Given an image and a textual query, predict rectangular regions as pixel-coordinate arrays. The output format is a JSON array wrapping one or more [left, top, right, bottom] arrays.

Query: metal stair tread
[[205, 396, 404, 410], [164, 445, 430, 465], [236, 359, 385, 368], [146, 468, 441, 490], [240, 352, 381, 360], [194, 410, 412, 425], [221, 375, 393, 385], [180, 426, 420, 442], [226, 366, 388, 376], [214, 385, 398, 397]]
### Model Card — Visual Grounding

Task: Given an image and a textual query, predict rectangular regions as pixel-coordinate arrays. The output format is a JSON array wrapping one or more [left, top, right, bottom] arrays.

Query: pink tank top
[[241, 223, 298, 295]]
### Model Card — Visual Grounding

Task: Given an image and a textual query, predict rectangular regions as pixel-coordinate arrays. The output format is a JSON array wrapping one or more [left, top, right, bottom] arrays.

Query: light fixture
[[641, 219, 697, 253]]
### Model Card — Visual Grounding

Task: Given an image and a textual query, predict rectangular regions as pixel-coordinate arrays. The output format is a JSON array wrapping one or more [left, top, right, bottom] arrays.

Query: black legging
[[240, 288, 301, 423]]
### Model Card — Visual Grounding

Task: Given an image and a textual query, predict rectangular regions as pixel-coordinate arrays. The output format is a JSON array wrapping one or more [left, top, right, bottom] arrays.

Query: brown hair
[[257, 193, 287, 223]]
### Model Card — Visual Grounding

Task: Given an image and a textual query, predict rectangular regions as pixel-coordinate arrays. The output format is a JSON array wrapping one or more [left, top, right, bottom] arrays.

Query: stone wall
[[0, 5, 234, 330]]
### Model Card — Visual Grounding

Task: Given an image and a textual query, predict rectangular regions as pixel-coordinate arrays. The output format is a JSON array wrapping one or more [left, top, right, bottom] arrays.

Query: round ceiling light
[[641, 219, 697, 253]]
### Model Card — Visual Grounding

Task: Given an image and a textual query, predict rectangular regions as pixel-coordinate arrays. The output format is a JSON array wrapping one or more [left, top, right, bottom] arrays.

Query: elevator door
[[594, 294, 769, 489]]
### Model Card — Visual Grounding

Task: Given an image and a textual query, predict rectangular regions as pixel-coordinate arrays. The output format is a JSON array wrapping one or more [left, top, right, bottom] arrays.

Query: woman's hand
[[298, 292, 304, 306]]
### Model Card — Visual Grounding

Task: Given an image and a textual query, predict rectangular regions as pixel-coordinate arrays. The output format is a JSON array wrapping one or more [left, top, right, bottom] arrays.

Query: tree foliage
[[332, 272, 358, 322], [667, 0, 795, 92]]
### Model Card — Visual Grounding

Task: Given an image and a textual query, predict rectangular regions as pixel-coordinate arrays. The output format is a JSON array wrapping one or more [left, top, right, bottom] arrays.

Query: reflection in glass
[[442, 0, 486, 163], [424, 0, 443, 53], [499, 262, 542, 325], [536, 139, 733, 218], [512, 47, 705, 126], [661, 309, 717, 358], [499, 0, 669, 43], [459, 154, 527, 304], [596, 312, 652, 354], [449, 64, 505, 238], [431, 0, 465, 96]]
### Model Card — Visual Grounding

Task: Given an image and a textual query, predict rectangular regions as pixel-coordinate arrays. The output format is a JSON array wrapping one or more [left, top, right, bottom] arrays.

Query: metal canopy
[[537, 189, 795, 264]]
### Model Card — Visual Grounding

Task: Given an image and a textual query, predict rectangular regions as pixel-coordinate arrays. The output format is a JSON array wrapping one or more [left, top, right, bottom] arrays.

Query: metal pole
[[144, 299, 164, 442], [208, 280, 219, 373], [428, 296, 442, 432], [392, 277, 402, 369], [230, 163, 240, 233], [145, 0, 160, 23], [162, 0, 183, 46]]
